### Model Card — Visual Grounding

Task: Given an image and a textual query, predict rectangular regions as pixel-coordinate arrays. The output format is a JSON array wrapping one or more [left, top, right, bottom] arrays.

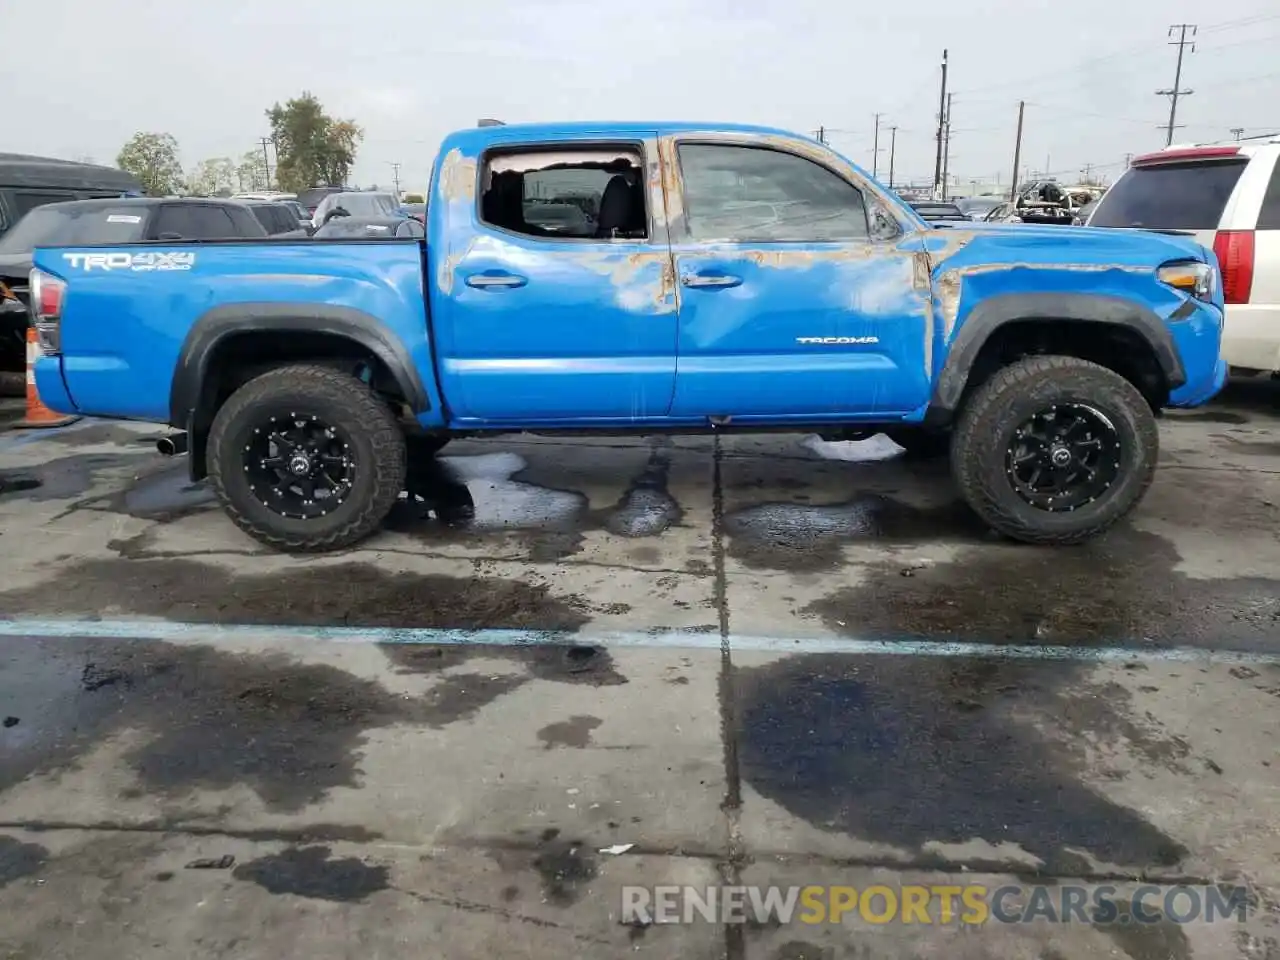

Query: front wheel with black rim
[[208, 364, 407, 552], [951, 355, 1158, 545]]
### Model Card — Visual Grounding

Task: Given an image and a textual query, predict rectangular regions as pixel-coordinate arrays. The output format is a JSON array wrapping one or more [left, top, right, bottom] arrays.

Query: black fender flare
[[929, 292, 1187, 415], [169, 302, 430, 428]]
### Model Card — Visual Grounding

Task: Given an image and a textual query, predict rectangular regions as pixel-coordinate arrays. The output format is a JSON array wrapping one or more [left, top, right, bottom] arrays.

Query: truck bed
[[41, 239, 441, 424]]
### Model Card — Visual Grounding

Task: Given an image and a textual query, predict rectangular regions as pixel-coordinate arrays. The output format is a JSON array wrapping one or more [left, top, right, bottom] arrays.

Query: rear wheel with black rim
[[208, 364, 407, 552], [952, 355, 1158, 545]]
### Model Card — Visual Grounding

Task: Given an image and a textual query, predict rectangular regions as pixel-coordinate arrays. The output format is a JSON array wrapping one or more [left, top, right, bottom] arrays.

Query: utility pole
[[872, 113, 882, 178], [258, 136, 274, 190], [1009, 100, 1025, 202], [389, 162, 402, 199], [941, 93, 953, 200], [1230, 127, 1244, 141], [933, 49, 949, 198], [888, 126, 898, 190], [1124, 152, 1133, 167], [1158, 24, 1196, 147], [815, 126, 826, 145]]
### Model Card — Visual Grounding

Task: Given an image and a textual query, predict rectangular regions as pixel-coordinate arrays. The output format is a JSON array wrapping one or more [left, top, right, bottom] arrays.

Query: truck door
[[664, 137, 932, 419], [430, 137, 678, 424]]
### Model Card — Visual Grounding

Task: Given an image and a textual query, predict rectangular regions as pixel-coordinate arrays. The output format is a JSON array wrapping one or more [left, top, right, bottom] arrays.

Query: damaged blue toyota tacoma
[[28, 121, 1226, 551]]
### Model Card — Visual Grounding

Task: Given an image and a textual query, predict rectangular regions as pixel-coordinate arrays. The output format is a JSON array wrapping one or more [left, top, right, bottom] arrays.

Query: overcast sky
[[4, 0, 1277, 193]]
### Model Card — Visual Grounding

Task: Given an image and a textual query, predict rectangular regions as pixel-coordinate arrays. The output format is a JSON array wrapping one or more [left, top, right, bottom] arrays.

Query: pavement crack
[[0, 820, 382, 844], [391, 885, 614, 944], [711, 432, 746, 960]]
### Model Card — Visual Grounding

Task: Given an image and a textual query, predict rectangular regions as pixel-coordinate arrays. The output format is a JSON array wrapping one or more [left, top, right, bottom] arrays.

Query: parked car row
[[0, 190, 420, 375]]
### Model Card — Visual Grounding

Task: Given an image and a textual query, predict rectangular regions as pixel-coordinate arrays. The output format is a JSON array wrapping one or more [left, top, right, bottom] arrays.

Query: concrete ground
[[1, 382, 1279, 959]]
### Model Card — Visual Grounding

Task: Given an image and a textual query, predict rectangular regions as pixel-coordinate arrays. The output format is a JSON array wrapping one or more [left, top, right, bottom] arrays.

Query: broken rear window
[[480, 147, 647, 241], [1089, 160, 1248, 230]]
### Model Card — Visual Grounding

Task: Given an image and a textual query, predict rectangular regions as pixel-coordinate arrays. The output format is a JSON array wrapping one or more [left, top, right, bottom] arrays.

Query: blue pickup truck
[[28, 121, 1226, 551]]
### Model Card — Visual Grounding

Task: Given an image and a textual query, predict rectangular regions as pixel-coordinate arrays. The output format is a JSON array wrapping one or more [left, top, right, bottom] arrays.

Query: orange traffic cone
[[14, 327, 79, 429]]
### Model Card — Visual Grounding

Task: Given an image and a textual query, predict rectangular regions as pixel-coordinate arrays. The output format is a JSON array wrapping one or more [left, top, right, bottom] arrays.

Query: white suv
[[1087, 139, 1280, 374]]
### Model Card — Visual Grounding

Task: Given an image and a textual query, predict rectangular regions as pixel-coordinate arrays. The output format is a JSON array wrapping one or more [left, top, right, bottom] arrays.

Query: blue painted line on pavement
[[1, 617, 1279, 665]]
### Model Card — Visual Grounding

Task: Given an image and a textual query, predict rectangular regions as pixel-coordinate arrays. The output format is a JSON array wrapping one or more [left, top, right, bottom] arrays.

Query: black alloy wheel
[[242, 413, 356, 519], [1005, 403, 1121, 513], [208, 364, 407, 551]]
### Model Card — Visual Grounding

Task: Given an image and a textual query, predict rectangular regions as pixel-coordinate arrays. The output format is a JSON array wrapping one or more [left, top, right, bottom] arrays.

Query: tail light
[[1212, 231, 1255, 305], [29, 268, 66, 355]]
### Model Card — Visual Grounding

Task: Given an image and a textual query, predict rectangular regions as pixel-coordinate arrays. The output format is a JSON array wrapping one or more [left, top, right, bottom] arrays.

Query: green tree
[[403, 192, 425, 204], [266, 92, 363, 192], [116, 132, 184, 196], [187, 157, 237, 196]]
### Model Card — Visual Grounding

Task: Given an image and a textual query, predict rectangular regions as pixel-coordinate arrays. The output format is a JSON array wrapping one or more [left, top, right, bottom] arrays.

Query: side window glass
[[1258, 156, 1280, 231], [677, 143, 868, 242], [480, 146, 647, 241]]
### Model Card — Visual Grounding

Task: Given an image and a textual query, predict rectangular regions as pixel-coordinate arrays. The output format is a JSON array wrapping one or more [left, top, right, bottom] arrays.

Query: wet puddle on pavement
[[734, 652, 1196, 874], [389, 447, 683, 559]]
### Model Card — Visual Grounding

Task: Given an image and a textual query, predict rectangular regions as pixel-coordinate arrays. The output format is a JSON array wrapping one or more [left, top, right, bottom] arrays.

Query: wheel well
[[958, 319, 1168, 414], [188, 330, 406, 479]]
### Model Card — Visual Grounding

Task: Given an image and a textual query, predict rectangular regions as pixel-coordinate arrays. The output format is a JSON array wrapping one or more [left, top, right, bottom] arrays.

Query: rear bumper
[[33, 356, 77, 414]]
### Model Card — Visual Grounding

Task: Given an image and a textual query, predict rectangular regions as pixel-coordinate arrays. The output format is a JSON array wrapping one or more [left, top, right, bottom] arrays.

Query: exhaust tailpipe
[[157, 433, 188, 456]]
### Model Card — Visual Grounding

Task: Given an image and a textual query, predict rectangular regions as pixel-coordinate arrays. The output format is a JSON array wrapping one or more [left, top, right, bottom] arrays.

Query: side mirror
[[869, 204, 902, 241]]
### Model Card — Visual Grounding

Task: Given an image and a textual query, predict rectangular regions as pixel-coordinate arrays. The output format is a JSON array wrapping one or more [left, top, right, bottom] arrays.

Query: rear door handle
[[465, 273, 528, 289], [681, 274, 742, 288]]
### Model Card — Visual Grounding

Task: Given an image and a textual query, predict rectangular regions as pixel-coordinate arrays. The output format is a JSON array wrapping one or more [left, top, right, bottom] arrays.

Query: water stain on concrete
[[1097, 900, 1192, 960], [1166, 409, 1248, 425], [734, 654, 1188, 874], [1225, 438, 1280, 458], [0, 635, 509, 811], [232, 846, 389, 902], [0, 454, 141, 503], [724, 494, 991, 573], [382, 642, 626, 725], [388, 446, 685, 561], [38, 424, 165, 448], [107, 462, 217, 521], [0, 559, 592, 632], [531, 833, 597, 907], [537, 715, 603, 749], [0, 474, 42, 497], [0, 835, 48, 887], [604, 449, 682, 537], [806, 528, 1280, 649]]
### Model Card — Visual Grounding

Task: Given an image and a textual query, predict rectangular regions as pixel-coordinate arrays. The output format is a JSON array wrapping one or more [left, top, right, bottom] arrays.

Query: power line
[[933, 49, 949, 197], [258, 137, 274, 190], [1157, 24, 1197, 146]]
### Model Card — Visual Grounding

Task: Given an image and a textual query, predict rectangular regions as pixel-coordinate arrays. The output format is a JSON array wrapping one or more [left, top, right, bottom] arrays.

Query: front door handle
[[681, 273, 742, 289], [465, 273, 528, 289]]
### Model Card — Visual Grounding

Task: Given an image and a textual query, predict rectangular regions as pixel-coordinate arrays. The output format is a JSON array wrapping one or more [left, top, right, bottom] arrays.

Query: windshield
[[0, 204, 148, 253], [1089, 160, 1248, 229], [316, 193, 399, 222]]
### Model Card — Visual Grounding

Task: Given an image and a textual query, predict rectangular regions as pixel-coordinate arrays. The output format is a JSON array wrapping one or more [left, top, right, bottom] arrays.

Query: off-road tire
[[952, 355, 1158, 545], [208, 364, 407, 552]]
